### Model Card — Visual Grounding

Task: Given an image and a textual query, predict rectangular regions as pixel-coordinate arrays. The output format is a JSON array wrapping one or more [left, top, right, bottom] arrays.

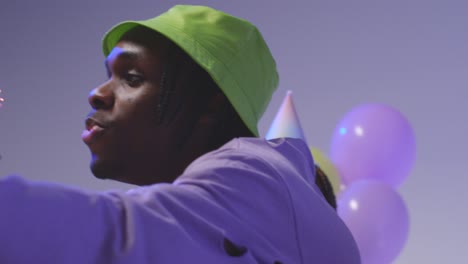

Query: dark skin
[[84, 29, 229, 185]]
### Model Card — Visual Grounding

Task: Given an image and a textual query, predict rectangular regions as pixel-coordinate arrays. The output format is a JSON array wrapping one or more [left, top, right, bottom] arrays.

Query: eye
[[123, 73, 144, 87]]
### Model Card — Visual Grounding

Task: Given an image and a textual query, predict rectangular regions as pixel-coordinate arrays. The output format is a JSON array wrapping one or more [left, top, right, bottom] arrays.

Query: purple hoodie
[[0, 137, 360, 263]]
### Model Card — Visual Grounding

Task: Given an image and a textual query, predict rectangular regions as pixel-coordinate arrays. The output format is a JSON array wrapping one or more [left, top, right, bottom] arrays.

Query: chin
[[89, 155, 144, 185], [90, 154, 123, 181], [88, 153, 179, 186]]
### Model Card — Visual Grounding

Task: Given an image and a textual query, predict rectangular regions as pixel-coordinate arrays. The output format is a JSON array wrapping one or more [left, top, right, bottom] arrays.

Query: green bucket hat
[[102, 5, 279, 137]]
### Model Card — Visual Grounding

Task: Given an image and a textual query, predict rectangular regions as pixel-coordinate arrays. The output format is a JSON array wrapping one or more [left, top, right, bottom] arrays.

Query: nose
[[88, 80, 115, 110]]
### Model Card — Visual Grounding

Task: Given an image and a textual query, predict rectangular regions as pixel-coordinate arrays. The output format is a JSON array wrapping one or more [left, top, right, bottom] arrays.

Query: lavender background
[[1, 0, 467, 263]]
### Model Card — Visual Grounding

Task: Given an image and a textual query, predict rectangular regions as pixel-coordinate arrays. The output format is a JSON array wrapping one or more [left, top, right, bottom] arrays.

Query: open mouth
[[85, 117, 107, 131], [82, 118, 108, 144]]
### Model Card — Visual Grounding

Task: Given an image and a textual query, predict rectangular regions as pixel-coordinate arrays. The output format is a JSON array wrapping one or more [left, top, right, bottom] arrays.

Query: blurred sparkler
[[0, 89, 4, 108]]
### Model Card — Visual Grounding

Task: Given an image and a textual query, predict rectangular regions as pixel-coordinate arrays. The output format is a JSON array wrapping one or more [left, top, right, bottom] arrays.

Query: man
[[0, 5, 360, 263]]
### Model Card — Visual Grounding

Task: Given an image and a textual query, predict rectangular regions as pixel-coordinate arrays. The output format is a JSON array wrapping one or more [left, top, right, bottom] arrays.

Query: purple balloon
[[330, 103, 416, 187], [338, 181, 409, 264]]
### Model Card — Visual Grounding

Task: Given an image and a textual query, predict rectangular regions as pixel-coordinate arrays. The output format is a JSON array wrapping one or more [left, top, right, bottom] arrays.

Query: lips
[[82, 117, 108, 145]]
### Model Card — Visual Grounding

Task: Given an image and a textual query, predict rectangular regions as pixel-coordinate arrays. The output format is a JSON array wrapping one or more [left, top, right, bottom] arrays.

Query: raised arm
[[0, 175, 235, 263]]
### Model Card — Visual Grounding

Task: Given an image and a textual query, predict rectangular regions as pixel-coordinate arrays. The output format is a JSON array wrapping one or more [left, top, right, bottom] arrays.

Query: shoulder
[[173, 137, 320, 225], [180, 137, 314, 180]]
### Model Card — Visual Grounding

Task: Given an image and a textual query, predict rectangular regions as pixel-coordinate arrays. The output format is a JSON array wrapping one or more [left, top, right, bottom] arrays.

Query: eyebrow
[[105, 50, 141, 74]]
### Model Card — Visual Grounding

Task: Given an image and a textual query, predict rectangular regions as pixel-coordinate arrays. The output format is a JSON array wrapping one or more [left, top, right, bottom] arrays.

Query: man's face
[[83, 38, 186, 185]]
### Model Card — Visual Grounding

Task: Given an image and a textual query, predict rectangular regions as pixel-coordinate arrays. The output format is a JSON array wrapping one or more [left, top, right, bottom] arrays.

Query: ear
[[199, 91, 230, 124], [172, 91, 228, 170], [178, 91, 229, 153]]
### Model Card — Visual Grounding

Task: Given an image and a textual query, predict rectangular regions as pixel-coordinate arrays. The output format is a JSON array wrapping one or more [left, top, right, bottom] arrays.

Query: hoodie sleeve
[[0, 175, 242, 264]]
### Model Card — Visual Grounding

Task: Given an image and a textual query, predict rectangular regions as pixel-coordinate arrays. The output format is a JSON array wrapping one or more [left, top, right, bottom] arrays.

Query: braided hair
[[314, 165, 337, 210], [155, 44, 178, 126]]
